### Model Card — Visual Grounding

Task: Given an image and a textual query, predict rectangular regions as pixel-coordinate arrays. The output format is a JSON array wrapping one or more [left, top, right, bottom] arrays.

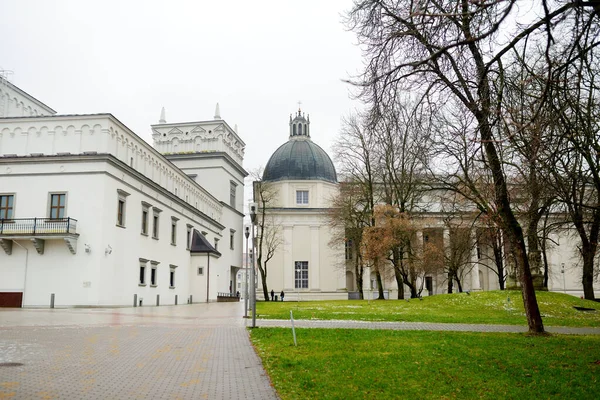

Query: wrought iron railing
[[0, 218, 78, 235]]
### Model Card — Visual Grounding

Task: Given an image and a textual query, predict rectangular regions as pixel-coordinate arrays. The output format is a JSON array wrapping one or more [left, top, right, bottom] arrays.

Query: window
[[169, 265, 177, 288], [0, 195, 14, 219], [150, 261, 159, 286], [49, 193, 66, 219], [141, 209, 148, 234], [295, 261, 309, 289], [171, 217, 178, 246], [197, 267, 204, 275], [139, 259, 148, 286], [296, 190, 309, 205], [116, 189, 130, 227], [230, 230, 235, 250], [186, 224, 193, 249], [230, 181, 237, 208], [345, 239, 353, 261], [141, 202, 151, 235], [152, 208, 162, 239]]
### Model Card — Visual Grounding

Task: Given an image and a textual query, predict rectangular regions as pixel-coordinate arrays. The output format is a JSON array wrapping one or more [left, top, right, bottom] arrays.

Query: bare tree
[[252, 170, 283, 301], [344, 0, 600, 332], [327, 180, 372, 299]]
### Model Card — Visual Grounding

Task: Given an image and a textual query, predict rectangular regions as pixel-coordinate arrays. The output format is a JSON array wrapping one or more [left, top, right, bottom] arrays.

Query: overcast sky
[[0, 0, 363, 199]]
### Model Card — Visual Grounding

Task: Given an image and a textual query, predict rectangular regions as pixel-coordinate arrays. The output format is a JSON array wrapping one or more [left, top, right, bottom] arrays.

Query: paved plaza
[[0, 303, 278, 400]]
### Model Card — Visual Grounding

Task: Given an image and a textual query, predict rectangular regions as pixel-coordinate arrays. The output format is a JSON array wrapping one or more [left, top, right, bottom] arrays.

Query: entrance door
[[0, 292, 23, 307]]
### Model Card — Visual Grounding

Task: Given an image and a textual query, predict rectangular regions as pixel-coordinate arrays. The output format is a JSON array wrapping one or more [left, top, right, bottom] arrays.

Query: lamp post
[[561, 263, 566, 294], [250, 203, 258, 328], [244, 226, 250, 318]]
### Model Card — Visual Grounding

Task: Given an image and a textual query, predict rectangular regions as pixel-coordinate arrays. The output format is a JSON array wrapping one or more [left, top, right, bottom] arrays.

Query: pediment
[[190, 126, 207, 134], [168, 127, 184, 135]]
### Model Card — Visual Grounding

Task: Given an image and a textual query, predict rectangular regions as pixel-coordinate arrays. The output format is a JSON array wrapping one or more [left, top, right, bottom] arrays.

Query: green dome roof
[[263, 138, 337, 183]]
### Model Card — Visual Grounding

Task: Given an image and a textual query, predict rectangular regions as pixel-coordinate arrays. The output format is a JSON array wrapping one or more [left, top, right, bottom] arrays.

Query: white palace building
[[0, 76, 247, 307]]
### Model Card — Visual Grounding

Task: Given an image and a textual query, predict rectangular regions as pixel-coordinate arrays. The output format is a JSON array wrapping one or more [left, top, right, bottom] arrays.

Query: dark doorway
[[0, 292, 23, 307]]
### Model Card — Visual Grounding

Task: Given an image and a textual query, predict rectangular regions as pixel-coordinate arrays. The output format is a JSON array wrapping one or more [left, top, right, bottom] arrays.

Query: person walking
[[270, 289, 275, 301], [280, 290, 285, 302]]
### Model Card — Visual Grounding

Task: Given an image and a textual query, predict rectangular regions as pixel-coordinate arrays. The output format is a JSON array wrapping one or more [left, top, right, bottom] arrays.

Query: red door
[[0, 292, 23, 307]]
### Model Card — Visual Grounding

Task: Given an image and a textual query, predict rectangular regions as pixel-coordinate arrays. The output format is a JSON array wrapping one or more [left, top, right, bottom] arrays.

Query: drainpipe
[[206, 253, 210, 303], [12, 240, 29, 308]]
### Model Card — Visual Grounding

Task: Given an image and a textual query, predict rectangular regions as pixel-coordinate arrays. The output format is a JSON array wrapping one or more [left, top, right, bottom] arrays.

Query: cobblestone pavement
[[252, 318, 600, 335], [0, 303, 278, 400]]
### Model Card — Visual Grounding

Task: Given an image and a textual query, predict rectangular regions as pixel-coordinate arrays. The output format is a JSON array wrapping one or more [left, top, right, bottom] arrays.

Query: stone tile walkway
[[2, 302, 599, 399], [0, 303, 278, 400]]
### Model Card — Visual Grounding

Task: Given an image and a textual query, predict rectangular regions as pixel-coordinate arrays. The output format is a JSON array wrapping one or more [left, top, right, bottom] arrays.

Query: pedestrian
[[280, 290, 285, 302], [270, 289, 274, 301]]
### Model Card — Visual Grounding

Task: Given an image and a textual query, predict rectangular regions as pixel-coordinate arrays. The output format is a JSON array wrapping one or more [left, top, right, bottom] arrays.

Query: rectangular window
[[230, 181, 237, 208], [296, 190, 309, 205], [150, 262, 159, 286], [171, 217, 178, 246], [117, 199, 125, 226], [50, 193, 66, 219], [141, 209, 148, 234], [0, 194, 14, 219], [169, 265, 177, 288], [345, 239, 353, 260], [197, 267, 204, 275], [116, 189, 130, 227], [152, 208, 162, 239], [186, 225, 193, 249], [230, 230, 235, 250], [295, 261, 309, 289], [139, 259, 147, 285]]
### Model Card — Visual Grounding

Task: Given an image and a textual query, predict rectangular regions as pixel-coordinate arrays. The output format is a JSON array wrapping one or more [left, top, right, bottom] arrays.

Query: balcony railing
[[0, 218, 78, 235]]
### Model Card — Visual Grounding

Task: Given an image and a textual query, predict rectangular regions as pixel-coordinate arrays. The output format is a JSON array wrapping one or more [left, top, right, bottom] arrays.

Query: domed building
[[253, 110, 346, 300]]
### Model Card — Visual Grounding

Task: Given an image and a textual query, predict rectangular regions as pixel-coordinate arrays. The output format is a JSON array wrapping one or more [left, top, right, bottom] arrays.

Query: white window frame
[[48, 192, 67, 219], [169, 264, 177, 289], [141, 201, 151, 235], [197, 267, 204, 276], [0, 193, 15, 220], [296, 190, 309, 205], [186, 224, 193, 250], [139, 258, 148, 286], [295, 261, 309, 289], [150, 261, 159, 287], [171, 216, 179, 246], [116, 189, 130, 227], [152, 208, 162, 239]]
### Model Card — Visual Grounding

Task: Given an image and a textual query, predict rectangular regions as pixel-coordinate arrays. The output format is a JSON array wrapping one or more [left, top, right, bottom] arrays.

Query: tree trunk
[[456, 277, 463, 293], [493, 232, 505, 290], [447, 272, 454, 294], [393, 270, 404, 299], [355, 254, 364, 300], [258, 264, 269, 301], [376, 271, 385, 299], [582, 243, 597, 300]]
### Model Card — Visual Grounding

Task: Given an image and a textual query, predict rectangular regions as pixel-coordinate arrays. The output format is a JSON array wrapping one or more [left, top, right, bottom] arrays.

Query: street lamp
[[561, 263, 566, 294], [244, 226, 250, 318], [250, 202, 258, 328]]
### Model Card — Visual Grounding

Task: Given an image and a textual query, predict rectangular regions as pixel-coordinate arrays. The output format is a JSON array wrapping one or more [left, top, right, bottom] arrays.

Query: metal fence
[[0, 218, 78, 235]]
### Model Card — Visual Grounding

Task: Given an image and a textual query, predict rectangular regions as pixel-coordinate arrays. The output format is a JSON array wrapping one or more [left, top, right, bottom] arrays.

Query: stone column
[[283, 225, 293, 290], [310, 226, 320, 290]]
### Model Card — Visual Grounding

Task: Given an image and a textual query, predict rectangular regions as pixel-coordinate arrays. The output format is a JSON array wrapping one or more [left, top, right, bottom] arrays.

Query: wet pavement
[[0, 303, 278, 400]]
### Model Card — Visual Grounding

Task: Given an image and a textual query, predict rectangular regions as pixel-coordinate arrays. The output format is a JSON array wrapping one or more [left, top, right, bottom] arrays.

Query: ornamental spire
[[214, 103, 221, 120], [159, 107, 166, 124]]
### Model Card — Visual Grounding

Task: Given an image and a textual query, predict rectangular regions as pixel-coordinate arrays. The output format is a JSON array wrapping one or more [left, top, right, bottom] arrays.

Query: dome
[[263, 138, 337, 183], [263, 109, 337, 183]]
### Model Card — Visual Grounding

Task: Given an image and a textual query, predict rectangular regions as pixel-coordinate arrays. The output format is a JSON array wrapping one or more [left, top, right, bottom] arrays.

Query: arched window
[[293, 124, 296, 135]]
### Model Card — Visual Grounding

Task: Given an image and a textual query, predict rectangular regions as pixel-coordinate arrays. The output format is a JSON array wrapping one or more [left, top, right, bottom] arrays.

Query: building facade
[[0, 78, 247, 307], [255, 110, 599, 300]]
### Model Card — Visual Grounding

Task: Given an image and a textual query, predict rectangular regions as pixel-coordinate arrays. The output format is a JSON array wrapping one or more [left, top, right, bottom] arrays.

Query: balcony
[[0, 218, 79, 255]]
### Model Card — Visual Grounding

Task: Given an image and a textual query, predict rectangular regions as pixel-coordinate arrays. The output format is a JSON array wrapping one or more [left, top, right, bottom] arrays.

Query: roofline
[[151, 119, 246, 147], [165, 151, 248, 178], [1, 77, 57, 114]]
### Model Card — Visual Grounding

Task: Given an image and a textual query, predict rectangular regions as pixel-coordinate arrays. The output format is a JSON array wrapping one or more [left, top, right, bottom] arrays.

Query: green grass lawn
[[251, 328, 600, 399], [256, 291, 600, 327]]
